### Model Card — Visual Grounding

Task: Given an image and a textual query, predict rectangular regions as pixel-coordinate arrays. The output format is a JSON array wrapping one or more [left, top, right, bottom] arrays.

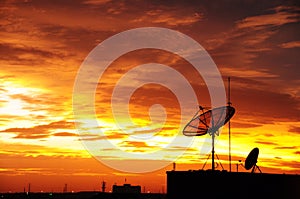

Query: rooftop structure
[[112, 184, 141, 194]]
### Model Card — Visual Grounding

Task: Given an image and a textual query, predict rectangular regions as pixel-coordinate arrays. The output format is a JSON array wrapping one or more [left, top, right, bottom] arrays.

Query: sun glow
[[0, 81, 45, 125]]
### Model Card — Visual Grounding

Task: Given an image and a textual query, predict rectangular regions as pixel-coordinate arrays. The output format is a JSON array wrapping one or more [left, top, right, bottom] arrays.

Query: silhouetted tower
[[173, 162, 176, 171], [101, 181, 106, 192], [63, 184, 67, 193], [228, 76, 232, 172], [28, 183, 31, 193]]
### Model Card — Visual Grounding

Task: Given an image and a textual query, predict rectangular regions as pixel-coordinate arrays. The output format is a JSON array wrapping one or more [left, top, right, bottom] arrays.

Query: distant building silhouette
[[101, 181, 106, 192], [63, 184, 67, 193], [112, 183, 141, 194]]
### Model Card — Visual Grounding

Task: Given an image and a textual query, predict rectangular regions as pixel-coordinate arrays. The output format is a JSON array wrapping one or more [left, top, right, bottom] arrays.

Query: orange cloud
[[279, 41, 300, 48], [53, 132, 78, 137], [236, 6, 299, 29], [0, 120, 75, 139], [120, 141, 149, 148], [134, 9, 202, 26]]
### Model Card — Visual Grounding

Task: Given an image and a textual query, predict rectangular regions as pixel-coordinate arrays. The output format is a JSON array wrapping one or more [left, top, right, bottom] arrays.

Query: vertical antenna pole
[[228, 77, 232, 172], [212, 133, 215, 171]]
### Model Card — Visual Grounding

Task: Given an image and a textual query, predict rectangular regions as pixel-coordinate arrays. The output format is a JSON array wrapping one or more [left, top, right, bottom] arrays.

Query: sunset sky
[[1, 0, 300, 193]]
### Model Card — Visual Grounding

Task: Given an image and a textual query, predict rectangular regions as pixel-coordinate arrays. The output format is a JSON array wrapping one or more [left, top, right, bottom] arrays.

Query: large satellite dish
[[183, 105, 235, 171], [183, 106, 235, 136], [245, 147, 262, 173]]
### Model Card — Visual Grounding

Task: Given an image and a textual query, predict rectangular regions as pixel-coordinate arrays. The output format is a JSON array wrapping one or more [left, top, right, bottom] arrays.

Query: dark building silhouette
[[101, 181, 106, 193], [112, 183, 141, 194], [63, 184, 67, 193], [166, 170, 300, 199]]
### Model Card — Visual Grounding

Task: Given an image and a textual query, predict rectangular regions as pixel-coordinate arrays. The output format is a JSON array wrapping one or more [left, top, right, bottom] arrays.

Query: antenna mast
[[212, 132, 215, 171], [183, 98, 235, 172], [228, 77, 232, 172]]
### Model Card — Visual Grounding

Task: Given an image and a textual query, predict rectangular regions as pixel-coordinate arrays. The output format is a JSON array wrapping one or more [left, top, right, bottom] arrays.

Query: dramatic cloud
[[0, 0, 299, 192], [255, 141, 278, 146], [236, 6, 299, 29], [0, 120, 75, 139], [279, 41, 300, 48], [289, 126, 300, 134]]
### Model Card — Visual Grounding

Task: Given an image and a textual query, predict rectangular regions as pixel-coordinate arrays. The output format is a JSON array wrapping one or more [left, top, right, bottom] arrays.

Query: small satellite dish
[[245, 147, 262, 173]]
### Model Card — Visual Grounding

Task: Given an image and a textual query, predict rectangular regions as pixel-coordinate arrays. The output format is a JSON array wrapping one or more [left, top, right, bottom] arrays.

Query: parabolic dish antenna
[[245, 147, 262, 173], [183, 106, 235, 136], [183, 105, 235, 171]]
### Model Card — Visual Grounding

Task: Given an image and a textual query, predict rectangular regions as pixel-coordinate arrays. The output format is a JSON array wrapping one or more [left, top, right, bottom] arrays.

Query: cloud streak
[[0, 120, 75, 139]]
